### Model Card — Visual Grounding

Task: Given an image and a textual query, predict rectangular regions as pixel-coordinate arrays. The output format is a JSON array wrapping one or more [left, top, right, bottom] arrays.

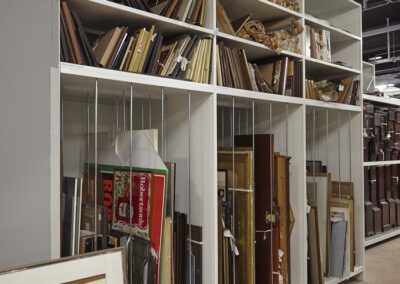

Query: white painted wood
[[364, 160, 400, 167], [363, 94, 400, 106], [217, 32, 304, 61], [324, 265, 363, 284], [68, 0, 213, 34], [305, 99, 362, 112], [0, 0, 363, 283], [0, 0, 59, 269], [0, 248, 126, 284], [220, 0, 302, 23], [365, 227, 400, 247], [305, 57, 361, 80]]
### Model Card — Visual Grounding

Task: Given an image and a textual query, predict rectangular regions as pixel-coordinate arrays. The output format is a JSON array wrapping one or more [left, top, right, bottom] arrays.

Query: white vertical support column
[[211, 91, 218, 284]]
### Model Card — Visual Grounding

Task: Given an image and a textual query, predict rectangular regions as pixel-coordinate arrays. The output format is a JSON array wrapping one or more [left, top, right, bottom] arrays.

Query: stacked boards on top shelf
[[109, 0, 209, 27], [60, 0, 212, 84], [216, 0, 303, 97]]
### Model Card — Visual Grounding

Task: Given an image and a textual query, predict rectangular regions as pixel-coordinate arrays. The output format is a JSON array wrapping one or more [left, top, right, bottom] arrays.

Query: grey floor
[[346, 237, 400, 283]]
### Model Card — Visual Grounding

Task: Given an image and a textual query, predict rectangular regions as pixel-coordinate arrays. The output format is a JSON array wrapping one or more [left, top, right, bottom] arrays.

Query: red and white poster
[[112, 171, 152, 238]]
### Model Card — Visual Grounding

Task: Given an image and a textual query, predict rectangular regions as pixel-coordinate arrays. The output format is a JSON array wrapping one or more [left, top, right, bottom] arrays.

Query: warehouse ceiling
[[356, 0, 400, 90]]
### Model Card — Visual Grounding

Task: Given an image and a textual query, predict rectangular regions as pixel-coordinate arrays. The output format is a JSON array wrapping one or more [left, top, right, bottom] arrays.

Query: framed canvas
[[0, 248, 127, 284], [218, 148, 254, 284], [307, 173, 332, 276]]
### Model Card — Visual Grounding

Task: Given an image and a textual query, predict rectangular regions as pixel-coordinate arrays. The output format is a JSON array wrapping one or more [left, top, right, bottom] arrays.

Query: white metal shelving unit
[[0, 0, 364, 283], [363, 62, 400, 248]]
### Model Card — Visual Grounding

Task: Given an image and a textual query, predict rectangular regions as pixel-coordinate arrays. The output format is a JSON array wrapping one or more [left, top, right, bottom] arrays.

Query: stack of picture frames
[[216, 132, 295, 284], [306, 161, 355, 283]]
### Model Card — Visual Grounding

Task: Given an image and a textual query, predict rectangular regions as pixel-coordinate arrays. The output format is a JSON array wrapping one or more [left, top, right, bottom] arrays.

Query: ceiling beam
[[363, 23, 400, 37]]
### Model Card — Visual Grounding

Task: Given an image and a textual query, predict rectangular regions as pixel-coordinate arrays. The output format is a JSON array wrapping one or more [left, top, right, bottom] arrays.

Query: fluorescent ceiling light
[[369, 56, 383, 61], [376, 84, 387, 91], [387, 83, 395, 87]]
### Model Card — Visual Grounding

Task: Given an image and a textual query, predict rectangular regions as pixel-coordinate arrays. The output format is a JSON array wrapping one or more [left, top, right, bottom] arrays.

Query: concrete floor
[[346, 237, 400, 283]]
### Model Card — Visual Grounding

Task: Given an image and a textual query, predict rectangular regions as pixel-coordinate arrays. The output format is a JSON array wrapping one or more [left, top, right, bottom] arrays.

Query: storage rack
[[363, 61, 400, 247], [0, 0, 364, 283]]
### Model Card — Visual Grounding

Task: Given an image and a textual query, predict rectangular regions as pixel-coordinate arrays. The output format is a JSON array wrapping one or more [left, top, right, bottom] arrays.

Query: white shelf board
[[306, 0, 361, 19], [68, 0, 213, 36], [304, 15, 361, 43], [60, 62, 213, 98], [220, 0, 302, 23], [217, 32, 303, 61], [363, 94, 400, 106], [305, 98, 362, 112], [324, 265, 363, 284], [365, 227, 400, 247], [216, 86, 304, 105], [364, 160, 400, 167], [305, 57, 361, 79]]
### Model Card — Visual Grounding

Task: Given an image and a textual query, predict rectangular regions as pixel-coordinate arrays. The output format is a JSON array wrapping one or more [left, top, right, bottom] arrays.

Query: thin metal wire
[[188, 91, 192, 284], [141, 102, 144, 129], [61, 91, 64, 142], [161, 88, 165, 161], [326, 110, 329, 176], [247, 107, 249, 135], [130, 84, 133, 232], [112, 98, 115, 140], [238, 108, 241, 135], [285, 104, 289, 156], [129, 84, 133, 279], [251, 99, 256, 279], [222, 106, 225, 147], [86, 92, 90, 250], [348, 112, 352, 181], [269, 102, 273, 284], [94, 79, 98, 251], [116, 97, 119, 131], [338, 111, 341, 197], [149, 94, 152, 129], [232, 97, 236, 283], [123, 91, 126, 131]]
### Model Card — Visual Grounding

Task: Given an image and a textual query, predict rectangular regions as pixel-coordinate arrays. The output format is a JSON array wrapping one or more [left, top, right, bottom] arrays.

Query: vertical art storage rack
[[0, 0, 364, 283], [362, 62, 400, 247]]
